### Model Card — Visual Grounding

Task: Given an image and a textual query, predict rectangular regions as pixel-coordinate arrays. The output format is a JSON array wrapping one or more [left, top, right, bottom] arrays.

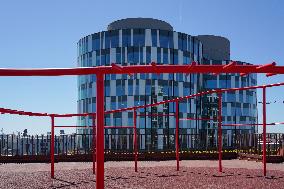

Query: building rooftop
[[107, 18, 173, 31]]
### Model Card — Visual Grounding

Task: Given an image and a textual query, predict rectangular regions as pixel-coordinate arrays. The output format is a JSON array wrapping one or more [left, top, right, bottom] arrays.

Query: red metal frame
[[92, 114, 96, 175], [217, 92, 222, 173], [50, 115, 55, 178], [50, 113, 96, 178], [0, 62, 284, 76], [175, 100, 180, 171], [133, 109, 138, 172], [96, 74, 105, 189], [1, 62, 284, 188], [263, 86, 267, 176]]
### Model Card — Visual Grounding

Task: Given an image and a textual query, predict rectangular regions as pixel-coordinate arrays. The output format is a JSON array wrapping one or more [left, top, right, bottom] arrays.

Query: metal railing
[[1, 132, 282, 156]]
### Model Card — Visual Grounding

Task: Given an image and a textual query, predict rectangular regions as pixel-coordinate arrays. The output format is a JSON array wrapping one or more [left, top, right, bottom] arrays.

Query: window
[[111, 97, 116, 110], [122, 29, 131, 47], [151, 30, 157, 47], [159, 30, 173, 48], [127, 47, 134, 65], [116, 47, 121, 64], [171, 49, 178, 65], [104, 31, 110, 49], [133, 29, 145, 46], [133, 47, 139, 64], [157, 48, 161, 64], [105, 80, 110, 96], [146, 47, 151, 64], [227, 92, 236, 102], [128, 80, 133, 95], [96, 50, 100, 66], [163, 48, 168, 64], [110, 30, 119, 48], [183, 52, 190, 65], [92, 33, 100, 51]]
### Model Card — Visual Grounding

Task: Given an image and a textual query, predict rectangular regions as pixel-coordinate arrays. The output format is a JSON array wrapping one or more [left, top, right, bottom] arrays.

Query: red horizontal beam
[[266, 73, 277, 77], [1, 63, 284, 76], [54, 126, 90, 128], [54, 113, 96, 117]]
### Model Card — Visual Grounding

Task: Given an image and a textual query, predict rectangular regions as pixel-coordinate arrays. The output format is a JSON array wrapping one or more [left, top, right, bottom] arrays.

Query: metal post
[[92, 114, 96, 174], [50, 115, 55, 179], [134, 109, 138, 172], [96, 74, 105, 189], [263, 86, 267, 176], [218, 92, 222, 172], [175, 100, 179, 171]]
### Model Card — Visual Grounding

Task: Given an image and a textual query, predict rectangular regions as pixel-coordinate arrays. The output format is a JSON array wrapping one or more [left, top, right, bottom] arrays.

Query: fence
[[1, 132, 283, 157]]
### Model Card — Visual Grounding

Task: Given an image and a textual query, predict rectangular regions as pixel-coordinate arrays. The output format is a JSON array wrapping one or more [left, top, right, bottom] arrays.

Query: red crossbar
[[54, 126, 90, 128]]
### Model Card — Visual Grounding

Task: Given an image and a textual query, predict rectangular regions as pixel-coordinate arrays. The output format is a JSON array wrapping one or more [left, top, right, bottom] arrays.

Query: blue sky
[[0, 0, 283, 134]]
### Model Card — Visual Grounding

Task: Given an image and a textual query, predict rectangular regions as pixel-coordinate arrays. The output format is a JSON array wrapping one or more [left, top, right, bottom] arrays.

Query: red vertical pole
[[92, 114, 96, 174], [134, 109, 138, 172], [218, 92, 222, 173], [263, 86, 267, 176], [96, 74, 105, 189], [50, 115, 55, 178], [175, 100, 179, 171]]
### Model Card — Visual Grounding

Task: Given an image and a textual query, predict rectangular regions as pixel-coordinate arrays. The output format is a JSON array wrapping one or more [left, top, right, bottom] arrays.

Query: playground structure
[[1, 61, 284, 189]]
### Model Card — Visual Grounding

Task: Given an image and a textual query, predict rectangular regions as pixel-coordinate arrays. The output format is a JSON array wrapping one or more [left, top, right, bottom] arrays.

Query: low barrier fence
[[0, 133, 283, 157]]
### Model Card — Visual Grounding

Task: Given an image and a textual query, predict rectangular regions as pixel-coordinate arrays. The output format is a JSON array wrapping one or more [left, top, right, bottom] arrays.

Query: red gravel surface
[[1, 160, 284, 188]]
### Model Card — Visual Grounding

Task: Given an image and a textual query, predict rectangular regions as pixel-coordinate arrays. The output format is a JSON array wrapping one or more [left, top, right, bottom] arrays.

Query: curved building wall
[[77, 28, 203, 150], [200, 59, 257, 147], [77, 20, 257, 151]]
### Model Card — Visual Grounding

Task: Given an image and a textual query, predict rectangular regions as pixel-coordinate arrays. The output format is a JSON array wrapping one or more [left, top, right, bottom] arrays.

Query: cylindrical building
[[77, 18, 257, 151]]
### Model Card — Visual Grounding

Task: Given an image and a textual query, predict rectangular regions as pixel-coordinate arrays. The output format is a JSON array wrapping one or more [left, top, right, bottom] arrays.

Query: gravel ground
[[1, 160, 284, 188]]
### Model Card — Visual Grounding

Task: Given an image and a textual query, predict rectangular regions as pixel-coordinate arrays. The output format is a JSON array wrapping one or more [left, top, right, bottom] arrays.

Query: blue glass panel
[[105, 82, 110, 96], [128, 118, 133, 127], [146, 47, 151, 64], [127, 47, 134, 64], [110, 30, 119, 48], [227, 92, 236, 102], [220, 80, 227, 88], [116, 48, 121, 63], [88, 52, 92, 66], [133, 29, 145, 46], [139, 47, 143, 63], [157, 48, 161, 63], [122, 29, 131, 46], [105, 31, 110, 49], [227, 80, 231, 88], [151, 30, 157, 47], [111, 102, 116, 110], [133, 47, 139, 64], [96, 51, 100, 66], [159, 30, 169, 48], [205, 80, 217, 89], [106, 53, 110, 66], [163, 49, 168, 64], [122, 48, 126, 64], [178, 33, 182, 50], [146, 84, 151, 95], [173, 50, 178, 65]]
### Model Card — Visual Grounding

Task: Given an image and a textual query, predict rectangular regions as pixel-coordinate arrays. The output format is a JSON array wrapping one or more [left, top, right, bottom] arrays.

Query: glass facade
[[77, 23, 257, 151]]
